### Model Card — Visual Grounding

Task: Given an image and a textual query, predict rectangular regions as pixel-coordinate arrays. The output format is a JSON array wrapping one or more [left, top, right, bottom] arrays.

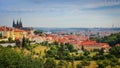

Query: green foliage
[[46, 47, 58, 58], [8, 37, 13, 43], [41, 41, 49, 46], [83, 50, 90, 56], [110, 57, 120, 67], [92, 33, 120, 46], [52, 41, 58, 45], [22, 37, 31, 50], [57, 44, 70, 60], [44, 58, 56, 68], [76, 63, 82, 68], [34, 30, 43, 35], [81, 46, 85, 51], [7, 45, 12, 48], [81, 59, 90, 67], [109, 46, 120, 58], [90, 37, 103, 42], [20, 57, 44, 68], [93, 54, 106, 60], [22, 36, 27, 48], [97, 60, 108, 68], [0, 47, 44, 68], [57, 60, 67, 68], [0, 33, 2, 38], [66, 43, 75, 52], [96, 54, 120, 68], [98, 48, 104, 55], [0, 48, 22, 68], [46, 43, 74, 60], [0, 45, 3, 48]]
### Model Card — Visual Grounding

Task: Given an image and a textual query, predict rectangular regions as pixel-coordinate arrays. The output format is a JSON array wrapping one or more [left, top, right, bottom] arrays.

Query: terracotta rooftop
[[14, 28, 26, 32], [0, 26, 13, 31], [0, 26, 26, 32]]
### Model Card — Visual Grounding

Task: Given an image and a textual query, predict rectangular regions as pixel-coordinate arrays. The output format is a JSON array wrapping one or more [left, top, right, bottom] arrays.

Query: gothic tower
[[19, 18, 23, 28], [13, 19, 16, 27], [12, 19, 23, 29], [17, 20, 19, 28]]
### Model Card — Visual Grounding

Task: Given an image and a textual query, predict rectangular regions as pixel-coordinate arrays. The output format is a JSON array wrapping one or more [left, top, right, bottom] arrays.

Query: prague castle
[[13, 19, 23, 29]]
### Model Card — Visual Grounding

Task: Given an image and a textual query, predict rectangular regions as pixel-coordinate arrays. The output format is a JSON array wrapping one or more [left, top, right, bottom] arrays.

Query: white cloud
[[82, 1, 120, 9]]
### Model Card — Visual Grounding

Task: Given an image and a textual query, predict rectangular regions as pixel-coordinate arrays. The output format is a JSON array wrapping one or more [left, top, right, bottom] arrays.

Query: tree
[[81, 45, 85, 51], [22, 37, 30, 49], [57, 43, 70, 60], [41, 41, 49, 46], [97, 60, 106, 68], [81, 60, 90, 68], [22, 36, 27, 48], [90, 33, 120, 46], [8, 37, 13, 43], [57, 60, 67, 68], [109, 46, 120, 58], [44, 58, 56, 68], [46, 47, 57, 58], [83, 50, 90, 56], [34, 30, 43, 35], [53, 41, 58, 45], [66, 43, 75, 52], [97, 60, 110, 68], [99, 48, 104, 55], [0, 47, 44, 68], [15, 39, 20, 46], [110, 57, 120, 67], [0, 48, 23, 68], [76, 63, 82, 68], [0, 33, 2, 38]]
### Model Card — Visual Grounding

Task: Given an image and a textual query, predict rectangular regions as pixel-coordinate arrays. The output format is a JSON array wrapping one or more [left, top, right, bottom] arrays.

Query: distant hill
[[34, 27, 120, 33]]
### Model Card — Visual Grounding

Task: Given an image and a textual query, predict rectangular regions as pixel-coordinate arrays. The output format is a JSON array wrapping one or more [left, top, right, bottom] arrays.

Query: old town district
[[0, 20, 110, 52]]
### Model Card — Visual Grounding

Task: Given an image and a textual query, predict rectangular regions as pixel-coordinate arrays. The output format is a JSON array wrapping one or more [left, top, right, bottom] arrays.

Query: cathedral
[[12, 19, 23, 29]]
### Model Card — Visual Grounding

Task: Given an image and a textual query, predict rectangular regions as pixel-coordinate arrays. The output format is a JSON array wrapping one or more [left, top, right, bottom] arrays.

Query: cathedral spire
[[17, 20, 19, 28], [12, 19, 23, 29], [19, 18, 23, 28], [13, 19, 15, 27]]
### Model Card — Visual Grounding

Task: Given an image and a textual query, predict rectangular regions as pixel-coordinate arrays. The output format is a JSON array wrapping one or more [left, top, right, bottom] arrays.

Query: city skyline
[[0, 0, 120, 28]]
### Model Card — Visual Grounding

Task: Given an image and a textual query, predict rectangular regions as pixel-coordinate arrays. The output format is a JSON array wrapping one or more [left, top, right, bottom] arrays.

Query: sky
[[0, 0, 120, 28]]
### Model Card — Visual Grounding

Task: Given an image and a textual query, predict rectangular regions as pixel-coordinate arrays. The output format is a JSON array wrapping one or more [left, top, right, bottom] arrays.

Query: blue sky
[[0, 0, 120, 28]]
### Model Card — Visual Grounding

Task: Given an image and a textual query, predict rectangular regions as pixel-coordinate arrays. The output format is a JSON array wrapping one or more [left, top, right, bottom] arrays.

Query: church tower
[[17, 20, 19, 28], [12, 19, 23, 29], [19, 18, 23, 28], [13, 19, 16, 27]]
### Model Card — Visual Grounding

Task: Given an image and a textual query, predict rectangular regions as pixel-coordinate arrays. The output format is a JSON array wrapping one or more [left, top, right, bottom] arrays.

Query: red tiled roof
[[80, 40, 97, 46], [0, 26, 26, 32], [0, 26, 13, 31], [14, 28, 26, 32]]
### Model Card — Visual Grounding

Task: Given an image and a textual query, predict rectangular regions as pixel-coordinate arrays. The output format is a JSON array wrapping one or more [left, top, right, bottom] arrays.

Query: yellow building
[[0, 26, 26, 41]]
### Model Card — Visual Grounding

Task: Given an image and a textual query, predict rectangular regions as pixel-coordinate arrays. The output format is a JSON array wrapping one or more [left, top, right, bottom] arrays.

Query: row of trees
[[45, 43, 77, 60], [44, 41, 120, 68], [0, 47, 75, 68], [0, 47, 44, 68]]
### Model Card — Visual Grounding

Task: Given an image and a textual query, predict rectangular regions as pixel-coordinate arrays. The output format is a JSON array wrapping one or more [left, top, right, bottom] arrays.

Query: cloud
[[0, 0, 120, 27], [82, 0, 120, 9], [1, 0, 120, 14]]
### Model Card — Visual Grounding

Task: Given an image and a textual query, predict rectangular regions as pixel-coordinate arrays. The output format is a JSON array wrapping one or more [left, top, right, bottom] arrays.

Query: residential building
[[0, 26, 26, 41]]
